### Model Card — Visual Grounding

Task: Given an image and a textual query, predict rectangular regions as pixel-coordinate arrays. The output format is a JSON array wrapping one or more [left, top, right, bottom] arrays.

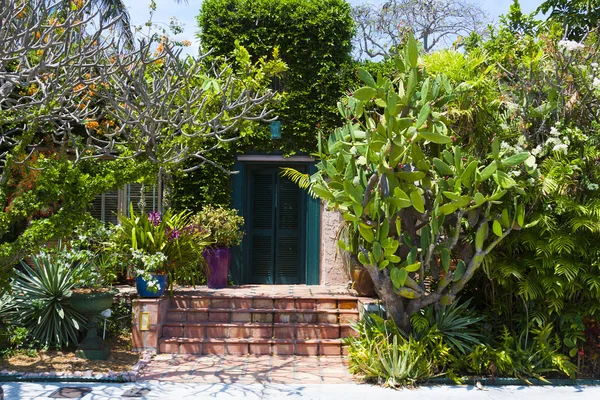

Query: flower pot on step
[[136, 274, 167, 298], [203, 247, 231, 289]]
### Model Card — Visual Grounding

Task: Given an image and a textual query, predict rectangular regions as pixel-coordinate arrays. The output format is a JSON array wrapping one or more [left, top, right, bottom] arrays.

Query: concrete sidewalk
[[2, 381, 600, 399]]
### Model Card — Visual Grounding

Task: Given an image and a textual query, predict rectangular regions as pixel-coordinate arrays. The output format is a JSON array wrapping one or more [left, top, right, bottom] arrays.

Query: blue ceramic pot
[[136, 274, 167, 298]]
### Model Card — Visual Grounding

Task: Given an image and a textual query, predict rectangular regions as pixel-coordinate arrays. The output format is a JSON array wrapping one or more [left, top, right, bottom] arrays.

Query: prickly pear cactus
[[310, 34, 537, 331]]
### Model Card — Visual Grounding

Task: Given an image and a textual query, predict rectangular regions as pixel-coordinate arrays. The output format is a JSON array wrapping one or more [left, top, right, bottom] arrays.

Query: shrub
[[192, 205, 244, 248], [3, 252, 85, 347]]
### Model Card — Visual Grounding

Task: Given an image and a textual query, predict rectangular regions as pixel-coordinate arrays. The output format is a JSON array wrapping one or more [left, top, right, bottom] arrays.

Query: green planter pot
[[70, 289, 117, 360]]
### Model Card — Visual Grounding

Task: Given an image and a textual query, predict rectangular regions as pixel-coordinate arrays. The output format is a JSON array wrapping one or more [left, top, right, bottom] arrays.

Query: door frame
[[230, 155, 321, 285]]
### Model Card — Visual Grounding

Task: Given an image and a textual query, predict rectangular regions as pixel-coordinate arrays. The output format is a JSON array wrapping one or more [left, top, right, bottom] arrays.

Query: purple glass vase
[[203, 247, 231, 289]]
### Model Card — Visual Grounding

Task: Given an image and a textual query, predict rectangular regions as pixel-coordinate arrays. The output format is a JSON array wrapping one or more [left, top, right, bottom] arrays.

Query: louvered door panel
[[275, 175, 303, 282], [249, 171, 276, 283], [245, 166, 306, 284]]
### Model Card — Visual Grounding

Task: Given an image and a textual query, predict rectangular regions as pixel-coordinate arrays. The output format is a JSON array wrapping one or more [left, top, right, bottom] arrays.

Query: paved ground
[[2, 381, 600, 399], [139, 354, 353, 384]]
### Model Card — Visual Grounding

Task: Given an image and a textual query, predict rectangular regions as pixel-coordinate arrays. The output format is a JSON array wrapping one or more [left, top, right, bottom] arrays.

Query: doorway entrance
[[244, 165, 306, 284]]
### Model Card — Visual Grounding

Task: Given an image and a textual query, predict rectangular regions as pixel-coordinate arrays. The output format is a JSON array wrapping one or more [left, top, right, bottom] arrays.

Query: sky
[[125, 0, 545, 56]]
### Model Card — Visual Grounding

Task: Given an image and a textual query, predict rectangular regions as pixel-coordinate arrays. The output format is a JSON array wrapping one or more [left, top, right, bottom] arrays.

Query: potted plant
[[68, 245, 120, 360], [130, 250, 168, 297], [192, 205, 244, 289], [338, 222, 376, 297], [113, 204, 210, 294]]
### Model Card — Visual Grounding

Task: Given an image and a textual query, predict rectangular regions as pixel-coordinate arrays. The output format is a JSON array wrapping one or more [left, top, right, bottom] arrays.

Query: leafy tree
[[352, 0, 488, 58], [464, 19, 600, 361], [197, 0, 355, 154], [539, 0, 600, 40], [308, 34, 536, 332], [0, 0, 283, 286]]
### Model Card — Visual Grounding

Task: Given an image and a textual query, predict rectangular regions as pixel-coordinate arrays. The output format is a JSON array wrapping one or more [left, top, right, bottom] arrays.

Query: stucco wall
[[319, 203, 350, 286]]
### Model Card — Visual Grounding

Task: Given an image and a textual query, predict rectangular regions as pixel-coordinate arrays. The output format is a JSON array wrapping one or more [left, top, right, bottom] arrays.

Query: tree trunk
[[363, 263, 411, 333]]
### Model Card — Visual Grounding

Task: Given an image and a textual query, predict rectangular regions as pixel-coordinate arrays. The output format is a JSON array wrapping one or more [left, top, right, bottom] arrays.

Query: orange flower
[[85, 120, 99, 130]]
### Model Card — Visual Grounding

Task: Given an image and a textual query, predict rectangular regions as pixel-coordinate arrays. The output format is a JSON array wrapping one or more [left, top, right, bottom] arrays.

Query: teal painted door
[[246, 166, 306, 284]]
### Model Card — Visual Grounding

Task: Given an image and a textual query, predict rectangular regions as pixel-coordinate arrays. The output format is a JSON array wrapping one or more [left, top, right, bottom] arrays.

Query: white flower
[[552, 143, 568, 154], [592, 63, 599, 69], [593, 77, 600, 89], [509, 170, 522, 177], [558, 40, 585, 52], [550, 127, 561, 136], [562, 136, 570, 146], [531, 145, 543, 156], [352, 176, 360, 186]]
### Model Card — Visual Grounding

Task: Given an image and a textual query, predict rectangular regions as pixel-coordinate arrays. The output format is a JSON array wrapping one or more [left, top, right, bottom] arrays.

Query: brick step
[[158, 337, 347, 356], [161, 322, 358, 340], [169, 296, 359, 311], [166, 307, 360, 324]]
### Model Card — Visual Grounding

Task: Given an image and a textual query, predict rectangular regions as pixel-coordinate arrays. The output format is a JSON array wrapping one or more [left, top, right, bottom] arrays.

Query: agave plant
[[4, 253, 84, 347], [411, 298, 484, 354]]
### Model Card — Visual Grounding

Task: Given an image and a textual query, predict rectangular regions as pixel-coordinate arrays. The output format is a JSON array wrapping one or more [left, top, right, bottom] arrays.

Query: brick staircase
[[148, 291, 362, 356]]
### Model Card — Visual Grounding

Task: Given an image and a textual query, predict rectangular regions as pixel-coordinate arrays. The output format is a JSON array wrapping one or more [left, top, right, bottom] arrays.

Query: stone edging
[[0, 350, 153, 383]]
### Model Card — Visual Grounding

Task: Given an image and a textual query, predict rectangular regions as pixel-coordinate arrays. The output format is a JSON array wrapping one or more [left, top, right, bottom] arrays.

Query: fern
[[279, 167, 316, 197]]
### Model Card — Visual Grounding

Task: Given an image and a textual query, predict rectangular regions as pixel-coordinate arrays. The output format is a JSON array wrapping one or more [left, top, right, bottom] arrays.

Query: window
[[89, 183, 161, 224]]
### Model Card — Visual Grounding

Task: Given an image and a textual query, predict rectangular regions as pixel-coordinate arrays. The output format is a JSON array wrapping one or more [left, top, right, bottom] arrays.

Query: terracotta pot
[[351, 266, 376, 297], [342, 250, 376, 297]]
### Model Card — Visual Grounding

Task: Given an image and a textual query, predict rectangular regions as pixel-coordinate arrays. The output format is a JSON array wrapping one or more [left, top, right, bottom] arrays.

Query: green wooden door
[[246, 166, 306, 284]]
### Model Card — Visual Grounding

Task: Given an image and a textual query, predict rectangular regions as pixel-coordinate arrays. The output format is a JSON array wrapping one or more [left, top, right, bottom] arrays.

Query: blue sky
[[126, 0, 544, 55]]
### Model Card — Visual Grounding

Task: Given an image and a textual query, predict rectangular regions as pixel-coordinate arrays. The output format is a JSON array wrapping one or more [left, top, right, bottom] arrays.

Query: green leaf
[[373, 242, 383, 262], [569, 348, 578, 357], [479, 162, 497, 181], [461, 161, 477, 188], [405, 262, 420, 273], [343, 181, 363, 205], [392, 187, 412, 208], [433, 158, 454, 176], [337, 240, 348, 251], [501, 209, 510, 227], [452, 260, 466, 282], [353, 87, 377, 101], [493, 220, 503, 237], [474, 192, 485, 206], [441, 248, 450, 272], [358, 68, 376, 88], [493, 170, 517, 189], [359, 224, 375, 243], [410, 190, 425, 213], [342, 213, 359, 222], [475, 222, 488, 251], [502, 152, 530, 167], [564, 337, 576, 348], [312, 185, 335, 202], [387, 90, 397, 113], [418, 132, 453, 144], [406, 33, 418, 68], [517, 204, 525, 227], [391, 267, 408, 288], [416, 104, 431, 129], [438, 203, 458, 215]]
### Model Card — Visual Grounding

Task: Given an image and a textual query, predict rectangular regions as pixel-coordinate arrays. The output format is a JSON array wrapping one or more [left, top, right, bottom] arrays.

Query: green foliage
[[3, 253, 85, 347], [345, 314, 432, 387], [113, 204, 210, 288], [539, 0, 600, 40], [192, 205, 244, 248], [411, 299, 484, 355], [308, 33, 535, 332], [0, 155, 156, 289], [197, 0, 355, 155], [466, 325, 576, 381]]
